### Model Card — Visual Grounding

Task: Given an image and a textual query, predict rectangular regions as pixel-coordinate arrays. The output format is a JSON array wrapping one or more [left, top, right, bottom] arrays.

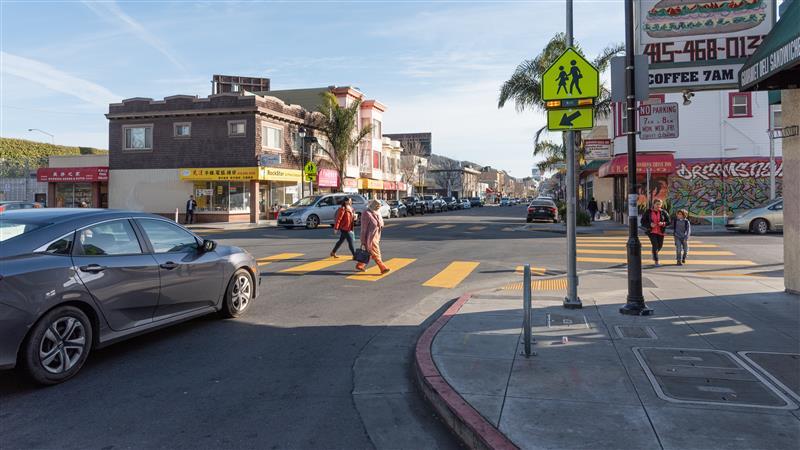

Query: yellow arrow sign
[[547, 107, 594, 131], [542, 48, 599, 102]]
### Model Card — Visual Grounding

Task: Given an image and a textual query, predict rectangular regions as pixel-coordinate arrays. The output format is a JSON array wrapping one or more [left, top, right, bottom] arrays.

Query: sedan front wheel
[[21, 306, 93, 385], [220, 269, 254, 318]]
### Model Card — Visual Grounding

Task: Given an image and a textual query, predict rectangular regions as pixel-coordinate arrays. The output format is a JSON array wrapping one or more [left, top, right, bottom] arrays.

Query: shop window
[[262, 125, 282, 150], [55, 182, 93, 207], [228, 120, 247, 137], [729, 93, 752, 118], [123, 125, 153, 150], [193, 181, 250, 212], [173, 122, 191, 138]]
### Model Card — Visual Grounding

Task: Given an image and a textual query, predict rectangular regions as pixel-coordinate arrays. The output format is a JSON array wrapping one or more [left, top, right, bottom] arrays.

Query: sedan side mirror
[[202, 239, 217, 252]]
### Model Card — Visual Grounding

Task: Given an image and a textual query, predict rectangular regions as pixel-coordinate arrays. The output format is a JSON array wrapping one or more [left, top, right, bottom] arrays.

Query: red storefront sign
[[598, 154, 674, 178], [383, 181, 397, 191], [317, 169, 339, 187], [37, 167, 109, 182]]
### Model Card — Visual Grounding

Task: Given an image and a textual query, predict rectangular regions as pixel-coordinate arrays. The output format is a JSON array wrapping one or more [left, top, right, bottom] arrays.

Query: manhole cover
[[739, 352, 800, 403], [633, 347, 797, 410], [614, 325, 657, 339]]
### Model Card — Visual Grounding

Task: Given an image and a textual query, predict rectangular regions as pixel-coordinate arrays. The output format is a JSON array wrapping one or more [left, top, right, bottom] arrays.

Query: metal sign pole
[[768, 128, 776, 200], [523, 264, 532, 357], [563, 0, 582, 310], [620, 0, 650, 316]]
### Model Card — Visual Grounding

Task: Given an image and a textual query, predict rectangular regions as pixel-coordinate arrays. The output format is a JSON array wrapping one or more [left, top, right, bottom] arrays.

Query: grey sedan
[[0, 209, 259, 385], [725, 198, 783, 234]]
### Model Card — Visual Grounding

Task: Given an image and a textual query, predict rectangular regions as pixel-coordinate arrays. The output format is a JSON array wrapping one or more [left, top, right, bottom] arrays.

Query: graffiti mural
[[669, 157, 783, 221]]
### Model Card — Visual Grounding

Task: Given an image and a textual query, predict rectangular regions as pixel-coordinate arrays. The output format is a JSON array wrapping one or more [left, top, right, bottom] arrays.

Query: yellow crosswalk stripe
[[603, 230, 629, 235], [468, 226, 486, 231], [515, 266, 547, 275], [576, 256, 756, 266], [346, 258, 416, 281], [280, 257, 350, 274], [423, 261, 480, 288], [258, 253, 304, 266], [436, 225, 456, 229], [577, 249, 735, 256], [577, 243, 719, 248], [407, 223, 428, 229]]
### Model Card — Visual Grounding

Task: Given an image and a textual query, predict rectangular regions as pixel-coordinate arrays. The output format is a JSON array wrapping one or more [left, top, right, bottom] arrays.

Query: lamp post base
[[619, 302, 653, 316], [563, 297, 583, 309]]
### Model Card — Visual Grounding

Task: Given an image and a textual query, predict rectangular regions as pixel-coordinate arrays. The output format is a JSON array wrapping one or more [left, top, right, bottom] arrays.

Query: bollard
[[175, 208, 179, 223], [523, 264, 532, 357]]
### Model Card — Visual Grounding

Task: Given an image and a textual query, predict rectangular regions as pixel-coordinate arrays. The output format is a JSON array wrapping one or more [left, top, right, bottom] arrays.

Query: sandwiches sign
[[637, 0, 775, 92]]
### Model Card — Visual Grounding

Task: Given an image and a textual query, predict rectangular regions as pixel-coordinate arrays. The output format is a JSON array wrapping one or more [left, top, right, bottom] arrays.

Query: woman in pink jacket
[[356, 199, 389, 274]]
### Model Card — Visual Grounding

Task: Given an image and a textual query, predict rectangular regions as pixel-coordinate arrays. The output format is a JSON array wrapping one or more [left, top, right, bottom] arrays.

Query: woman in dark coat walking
[[640, 199, 671, 266]]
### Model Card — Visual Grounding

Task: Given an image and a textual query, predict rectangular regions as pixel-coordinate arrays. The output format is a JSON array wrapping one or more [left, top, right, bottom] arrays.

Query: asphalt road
[[0, 205, 784, 449]]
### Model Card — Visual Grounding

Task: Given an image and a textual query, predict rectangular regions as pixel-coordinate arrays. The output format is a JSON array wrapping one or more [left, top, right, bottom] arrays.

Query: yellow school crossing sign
[[542, 48, 599, 101], [303, 161, 317, 182], [546, 107, 594, 131]]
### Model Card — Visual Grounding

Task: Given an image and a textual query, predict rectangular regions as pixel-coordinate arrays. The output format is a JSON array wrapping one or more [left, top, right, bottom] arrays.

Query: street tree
[[498, 33, 621, 172], [316, 91, 372, 187]]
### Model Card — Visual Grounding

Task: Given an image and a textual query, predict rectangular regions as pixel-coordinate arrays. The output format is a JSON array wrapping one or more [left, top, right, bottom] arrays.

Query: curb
[[413, 293, 519, 450]]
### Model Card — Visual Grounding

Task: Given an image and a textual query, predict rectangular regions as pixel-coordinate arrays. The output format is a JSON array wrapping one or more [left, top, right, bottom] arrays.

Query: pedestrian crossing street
[[574, 236, 757, 266]]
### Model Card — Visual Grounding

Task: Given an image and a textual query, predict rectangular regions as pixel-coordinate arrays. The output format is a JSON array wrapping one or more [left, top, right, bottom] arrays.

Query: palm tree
[[498, 33, 622, 172], [316, 91, 372, 187]]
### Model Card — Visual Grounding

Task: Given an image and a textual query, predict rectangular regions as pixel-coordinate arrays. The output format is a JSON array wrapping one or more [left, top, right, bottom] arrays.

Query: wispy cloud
[[1, 51, 120, 106], [82, 0, 186, 71]]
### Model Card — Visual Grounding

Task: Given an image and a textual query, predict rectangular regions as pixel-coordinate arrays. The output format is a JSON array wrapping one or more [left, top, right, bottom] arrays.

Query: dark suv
[[401, 196, 425, 215]]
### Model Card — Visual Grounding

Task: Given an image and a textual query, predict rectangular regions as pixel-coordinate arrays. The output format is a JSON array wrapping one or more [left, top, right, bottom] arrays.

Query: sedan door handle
[[79, 264, 106, 273], [159, 261, 179, 270]]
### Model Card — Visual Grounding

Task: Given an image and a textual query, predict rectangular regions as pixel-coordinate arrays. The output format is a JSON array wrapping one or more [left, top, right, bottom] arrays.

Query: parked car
[[726, 198, 783, 234], [500, 197, 511, 206], [461, 199, 471, 209], [278, 193, 367, 229], [432, 196, 448, 213], [401, 196, 425, 215], [387, 200, 407, 218], [378, 200, 392, 219], [0, 201, 43, 212], [527, 199, 559, 223], [0, 208, 259, 385], [469, 197, 483, 207], [421, 195, 436, 212], [444, 197, 461, 210]]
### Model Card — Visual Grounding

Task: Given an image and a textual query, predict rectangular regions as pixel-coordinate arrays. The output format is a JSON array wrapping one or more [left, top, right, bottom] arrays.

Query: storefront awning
[[739, 1, 800, 91], [580, 159, 609, 178], [38, 167, 109, 182], [358, 178, 384, 190], [598, 153, 675, 178]]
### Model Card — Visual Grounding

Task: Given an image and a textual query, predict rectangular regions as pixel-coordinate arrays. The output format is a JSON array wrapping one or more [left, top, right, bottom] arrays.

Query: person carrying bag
[[640, 199, 671, 266], [356, 199, 389, 274]]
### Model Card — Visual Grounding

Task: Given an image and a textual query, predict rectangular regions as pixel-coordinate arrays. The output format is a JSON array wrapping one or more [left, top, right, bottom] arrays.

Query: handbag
[[354, 246, 370, 264]]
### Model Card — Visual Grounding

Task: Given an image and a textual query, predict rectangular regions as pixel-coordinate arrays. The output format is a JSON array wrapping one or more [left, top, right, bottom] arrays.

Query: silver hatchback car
[[726, 198, 783, 234], [278, 193, 368, 229]]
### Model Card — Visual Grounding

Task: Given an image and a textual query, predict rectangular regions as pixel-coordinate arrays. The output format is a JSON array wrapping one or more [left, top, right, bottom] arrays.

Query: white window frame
[[122, 124, 153, 151], [261, 125, 283, 150], [173, 122, 191, 138], [228, 120, 247, 137], [372, 119, 382, 139]]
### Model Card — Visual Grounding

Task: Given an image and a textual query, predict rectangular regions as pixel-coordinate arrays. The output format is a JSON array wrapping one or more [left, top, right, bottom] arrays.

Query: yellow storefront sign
[[179, 167, 301, 182], [359, 178, 384, 190]]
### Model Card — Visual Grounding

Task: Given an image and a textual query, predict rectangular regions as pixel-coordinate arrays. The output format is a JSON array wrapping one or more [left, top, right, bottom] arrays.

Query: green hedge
[[0, 138, 107, 176]]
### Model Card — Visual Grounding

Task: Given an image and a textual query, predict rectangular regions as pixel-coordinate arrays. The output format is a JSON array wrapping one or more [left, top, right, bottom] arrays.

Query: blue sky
[[1, 0, 625, 178]]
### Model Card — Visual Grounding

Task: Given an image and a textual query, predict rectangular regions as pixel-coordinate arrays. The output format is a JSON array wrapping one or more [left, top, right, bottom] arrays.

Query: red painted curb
[[414, 293, 519, 450]]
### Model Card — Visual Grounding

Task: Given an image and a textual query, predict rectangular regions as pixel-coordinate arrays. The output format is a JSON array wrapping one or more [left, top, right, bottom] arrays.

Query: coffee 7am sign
[[37, 167, 109, 182]]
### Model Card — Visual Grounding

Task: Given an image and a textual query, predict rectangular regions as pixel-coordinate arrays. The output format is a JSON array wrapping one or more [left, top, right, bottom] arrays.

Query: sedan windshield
[[0, 220, 45, 242], [292, 196, 321, 207]]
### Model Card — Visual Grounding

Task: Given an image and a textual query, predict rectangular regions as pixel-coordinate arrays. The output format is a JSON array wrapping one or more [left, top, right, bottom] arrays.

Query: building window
[[729, 93, 752, 118], [347, 146, 358, 166], [770, 105, 782, 130], [316, 136, 330, 157], [262, 125, 282, 150], [192, 181, 250, 212], [228, 120, 246, 137], [173, 122, 191, 138], [372, 119, 382, 139], [373, 151, 381, 170], [123, 125, 153, 151]]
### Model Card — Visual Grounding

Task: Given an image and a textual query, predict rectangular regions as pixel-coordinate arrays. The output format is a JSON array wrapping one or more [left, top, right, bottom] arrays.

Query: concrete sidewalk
[[417, 270, 800, 449]]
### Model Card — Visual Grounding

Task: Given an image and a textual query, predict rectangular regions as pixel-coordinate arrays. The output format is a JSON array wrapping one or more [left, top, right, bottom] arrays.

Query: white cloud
[[82, 0, 186, 71], [1, 51, 120, 106]]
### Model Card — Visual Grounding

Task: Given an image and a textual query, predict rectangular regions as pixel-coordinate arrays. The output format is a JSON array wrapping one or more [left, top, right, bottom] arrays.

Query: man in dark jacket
[[185, 195, 197, 224], [587, 197, 598, 221], [640, 199, 670, 266]]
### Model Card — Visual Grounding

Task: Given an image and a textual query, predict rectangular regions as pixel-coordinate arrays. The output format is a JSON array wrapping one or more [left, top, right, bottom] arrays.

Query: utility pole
[[620, 0, 650, 316], [563, 0, 582, 309]]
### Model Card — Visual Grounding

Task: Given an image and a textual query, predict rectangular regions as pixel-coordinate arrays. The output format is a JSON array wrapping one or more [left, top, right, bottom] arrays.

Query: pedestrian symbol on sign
[[569, 60, 583, 95]]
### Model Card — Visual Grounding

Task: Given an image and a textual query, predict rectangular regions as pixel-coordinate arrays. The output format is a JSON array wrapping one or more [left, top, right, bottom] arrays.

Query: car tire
[[20, 305, 93, 385], [751, 218, 769, 235], [219, 269, 254, 319], [306, 214, 320, 229]]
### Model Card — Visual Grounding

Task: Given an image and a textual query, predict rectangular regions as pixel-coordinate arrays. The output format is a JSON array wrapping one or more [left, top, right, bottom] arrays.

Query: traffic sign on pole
[[541, 48, 600, 102], [546, 107, 594, 131]]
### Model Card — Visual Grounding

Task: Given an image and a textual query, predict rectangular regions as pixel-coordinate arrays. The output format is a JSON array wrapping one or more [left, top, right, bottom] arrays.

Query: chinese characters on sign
[[639, 102, 679, 140], [36, 167, 109, 182]]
